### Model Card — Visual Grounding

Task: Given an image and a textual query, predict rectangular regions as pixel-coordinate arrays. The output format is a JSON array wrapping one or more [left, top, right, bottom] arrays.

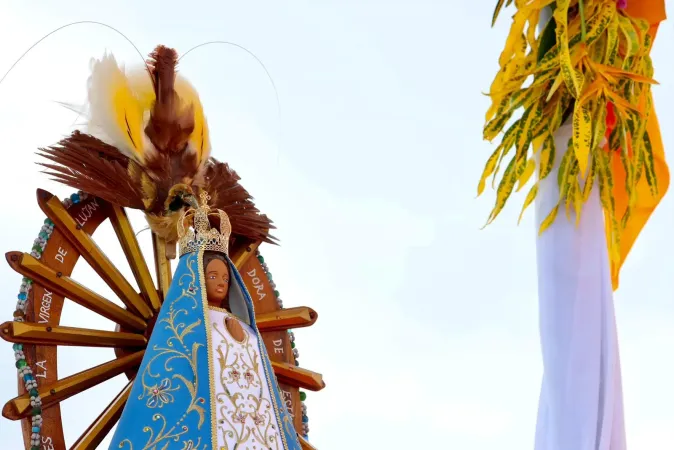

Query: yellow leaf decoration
[[572, 96, 592, 176], [477, 146, 503, 196], [517, 158, 536, 192], [492, 0, 508, 28], [483, 0, 661, 281], [539, 204, 560, 236], [554, 2, 582, 98], [518, 183, 538, 224]]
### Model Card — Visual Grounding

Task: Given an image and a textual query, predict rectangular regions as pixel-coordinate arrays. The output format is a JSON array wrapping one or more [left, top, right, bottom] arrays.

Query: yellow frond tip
[[538, 204, 559, 236], [518, 184, 538, 225]]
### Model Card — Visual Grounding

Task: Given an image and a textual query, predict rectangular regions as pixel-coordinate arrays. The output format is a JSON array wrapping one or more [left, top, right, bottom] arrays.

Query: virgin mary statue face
[[205, 256, 230, 307]]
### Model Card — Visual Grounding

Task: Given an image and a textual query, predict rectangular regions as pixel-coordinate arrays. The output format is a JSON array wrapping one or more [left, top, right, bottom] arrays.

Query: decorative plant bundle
[[479, 0, 658, 271]]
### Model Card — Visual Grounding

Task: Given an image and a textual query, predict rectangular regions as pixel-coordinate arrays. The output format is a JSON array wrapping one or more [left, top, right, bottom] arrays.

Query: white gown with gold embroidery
[[209, 307, 283, 450]]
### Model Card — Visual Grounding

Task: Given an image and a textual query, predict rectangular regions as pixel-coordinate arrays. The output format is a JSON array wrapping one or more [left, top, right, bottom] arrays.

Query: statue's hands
[[225, 317, 246, 342]]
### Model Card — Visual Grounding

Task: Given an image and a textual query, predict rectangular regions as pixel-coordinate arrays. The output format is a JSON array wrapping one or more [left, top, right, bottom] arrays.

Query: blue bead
[[13, 343, 23, 351], [302, 415, 309, 423], [32, 426, 39, 433], [70, 193, 80, 204], [18, 293, 27, 301], [23, 374, 33, 381]]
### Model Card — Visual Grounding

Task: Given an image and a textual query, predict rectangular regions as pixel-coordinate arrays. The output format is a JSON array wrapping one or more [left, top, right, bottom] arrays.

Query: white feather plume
[[85, 53, 152, 161]]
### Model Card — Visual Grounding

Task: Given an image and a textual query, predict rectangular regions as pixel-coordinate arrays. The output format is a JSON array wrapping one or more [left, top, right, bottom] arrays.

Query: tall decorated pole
[[480, 1, 667, 449]]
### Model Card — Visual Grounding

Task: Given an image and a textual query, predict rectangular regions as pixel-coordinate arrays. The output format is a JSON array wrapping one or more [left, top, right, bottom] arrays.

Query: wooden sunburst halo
[[1, 189, 324, 449]]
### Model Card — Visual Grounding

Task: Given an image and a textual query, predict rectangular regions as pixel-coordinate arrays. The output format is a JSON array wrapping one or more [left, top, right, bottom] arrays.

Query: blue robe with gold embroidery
[[109, 250, 301, 450]]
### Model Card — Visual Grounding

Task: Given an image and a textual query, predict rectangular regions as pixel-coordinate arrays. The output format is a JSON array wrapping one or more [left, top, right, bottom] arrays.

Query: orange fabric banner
[[608, 5, 667, 289], [625, 0, 666, 25]]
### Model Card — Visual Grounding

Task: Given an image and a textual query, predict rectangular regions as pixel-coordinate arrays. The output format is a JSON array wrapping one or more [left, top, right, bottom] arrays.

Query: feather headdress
[[38, 45, 275, 257]]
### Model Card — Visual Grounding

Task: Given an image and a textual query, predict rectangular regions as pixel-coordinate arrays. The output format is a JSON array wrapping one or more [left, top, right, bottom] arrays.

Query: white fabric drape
[[533, 123, 626, 450]]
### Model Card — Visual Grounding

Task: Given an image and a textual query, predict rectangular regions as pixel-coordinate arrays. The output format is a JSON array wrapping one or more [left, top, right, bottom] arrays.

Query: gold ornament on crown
[[178, 191, 232, 257]]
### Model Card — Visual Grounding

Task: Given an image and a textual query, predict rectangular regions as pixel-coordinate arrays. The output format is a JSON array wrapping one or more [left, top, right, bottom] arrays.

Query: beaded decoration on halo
[[178, 191, 232, 257]]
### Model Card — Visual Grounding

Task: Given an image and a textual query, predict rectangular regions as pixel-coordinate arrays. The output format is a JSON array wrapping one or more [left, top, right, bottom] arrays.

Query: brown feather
[[195, 159, 277, 244], [37, 132, 144, 209], [143, 150, 199, 214], [144, 45, 194, 153]]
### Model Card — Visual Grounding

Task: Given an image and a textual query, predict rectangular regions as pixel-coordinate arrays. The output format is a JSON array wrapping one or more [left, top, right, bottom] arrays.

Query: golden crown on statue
[[178, 191, 232, 257]]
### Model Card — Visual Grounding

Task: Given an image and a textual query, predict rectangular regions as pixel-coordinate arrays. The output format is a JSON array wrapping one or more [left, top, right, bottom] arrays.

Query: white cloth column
[[533, 123, 626, 450]]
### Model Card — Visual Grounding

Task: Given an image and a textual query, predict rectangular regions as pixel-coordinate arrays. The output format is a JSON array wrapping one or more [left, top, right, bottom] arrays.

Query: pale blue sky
[[0, 1, 672, 449]]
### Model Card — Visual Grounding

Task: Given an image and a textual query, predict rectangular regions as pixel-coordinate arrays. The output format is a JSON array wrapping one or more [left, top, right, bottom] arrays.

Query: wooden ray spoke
[[0, 321, 146, 348], [299, 435, 317, 450], [152, 234, 172, 302], [230, 239, 262, 270], [109, 205, 161, 312], [2, 351, 144, 421], [36, 189, 153, 320], [257, 307, 318, 332], [70, 379, 133, 450], [6, 252, 146, 332], [272, 362, 326, 392]]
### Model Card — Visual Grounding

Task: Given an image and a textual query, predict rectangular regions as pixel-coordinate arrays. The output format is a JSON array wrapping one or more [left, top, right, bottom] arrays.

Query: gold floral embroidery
[[211, 309, 282, 450], [234, 274, 294, 449], [120, 255, 208, 450]]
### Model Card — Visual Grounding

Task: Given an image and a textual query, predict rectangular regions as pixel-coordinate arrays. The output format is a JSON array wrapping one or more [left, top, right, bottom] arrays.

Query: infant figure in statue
[[109, 192, 301, 450]]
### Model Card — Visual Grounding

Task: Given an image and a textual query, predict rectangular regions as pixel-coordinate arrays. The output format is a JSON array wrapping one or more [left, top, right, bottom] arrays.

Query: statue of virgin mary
[[109, 192, 301, 450]]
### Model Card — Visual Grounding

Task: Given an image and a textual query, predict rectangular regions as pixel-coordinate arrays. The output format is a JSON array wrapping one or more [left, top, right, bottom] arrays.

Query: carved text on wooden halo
[[21, 194, 111, 450], [245, 266, 267, 302], [240, 256, 303, 432]]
